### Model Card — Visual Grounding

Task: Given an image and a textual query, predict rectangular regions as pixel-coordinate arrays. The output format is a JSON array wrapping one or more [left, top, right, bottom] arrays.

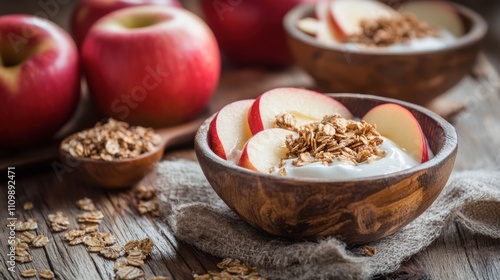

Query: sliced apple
[[315, 1, 339, 44], [238, 128, 297, 173], [399, 1, 464, 37], [362, 103, 429, 163], [330, 0, 398, 41], [296, 17, 320, 36], [248, 88, 352, 134], [208, 99, 254, 161]]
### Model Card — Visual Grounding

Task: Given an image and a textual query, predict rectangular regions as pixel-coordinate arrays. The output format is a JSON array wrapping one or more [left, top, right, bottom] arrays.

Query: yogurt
[[342, 28, 456, 52], [270, 137, 420, 179]]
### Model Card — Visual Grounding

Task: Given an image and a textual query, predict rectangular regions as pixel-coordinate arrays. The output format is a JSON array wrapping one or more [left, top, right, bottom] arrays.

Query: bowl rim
[[195, 93, 458, 184], [283, 1, 487, 56]]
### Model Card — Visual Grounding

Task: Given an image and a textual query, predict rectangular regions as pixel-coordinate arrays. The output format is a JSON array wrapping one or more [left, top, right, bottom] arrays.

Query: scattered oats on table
[[115, 265, 145, 280], [11, 218, 38, 231], [20, 269, 37, 278], [61, 118, 161, 161], [76, 197, 96, 211], [135, 185, 157, 201], [23, 201, 34, 210], [100, 246, 124, 259], [194, 258, 264, 280], [31, 235, 49, 247], [20, 231, 36, 243], [39, 269, 55, 279], [137, 200, 159, 216], [47, 211, 70, 232], [77, 210, 104, 224], [147, 277, 171, 280]]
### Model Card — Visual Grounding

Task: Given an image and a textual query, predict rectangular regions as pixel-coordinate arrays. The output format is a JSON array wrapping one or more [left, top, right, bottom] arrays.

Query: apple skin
[[0, 15, 80, 149], [208, 99, 253, 160], [362, 103, 429, 163], [71, 0, 182, 47], [248, 88, 353, 134], [82, 6, 220, 127], [238, 128, 297, 173], [201, 0, 319, 67]]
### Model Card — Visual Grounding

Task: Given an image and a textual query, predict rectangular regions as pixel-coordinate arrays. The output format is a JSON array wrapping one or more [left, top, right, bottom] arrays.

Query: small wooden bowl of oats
[[194, 94, 458, 244], [59, 118, 203, 188], [283, 2, 487, 106]]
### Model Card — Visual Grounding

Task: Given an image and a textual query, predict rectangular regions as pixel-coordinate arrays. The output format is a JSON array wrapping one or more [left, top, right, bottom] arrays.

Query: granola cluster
[[347, 13, 440, 47], [194, 258, 264, 280], [274, 113, 386, 174], [61, 118, 161, 161]]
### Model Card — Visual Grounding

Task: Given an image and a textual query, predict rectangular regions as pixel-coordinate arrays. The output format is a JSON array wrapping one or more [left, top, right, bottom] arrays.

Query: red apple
[[208, 99, 254, 160], [201, 0, 319, 67], [362, 103, 429, 163], [0, 15, 80, 149], [248, 88, 353, 134], [398, 1, 464, 37], [82, 6, 220, 127], [330, 0, 398, 41], [71, 0, 182, 47], [238, 128, 297, 172]]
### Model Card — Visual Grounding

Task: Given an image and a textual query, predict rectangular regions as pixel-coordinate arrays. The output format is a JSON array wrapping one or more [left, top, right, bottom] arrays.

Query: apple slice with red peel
[[208, 99, 254, 161], [330, 0, 398, 41], [398, 1, 464, 37], [315, 1, 339, 44], [238, 128, 297, 173], [248, 88, 352, 134], [296, 17, 320, 36], [362, 103, 429, 163]]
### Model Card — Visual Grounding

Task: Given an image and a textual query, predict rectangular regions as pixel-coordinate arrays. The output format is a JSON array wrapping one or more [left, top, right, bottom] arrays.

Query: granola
[[61, 118, 161, 161], [47, 211, 70, 232], [115, 266, 145, 280], [32, 235, 49, 247], [364, 246, 377, 257], [194, 258, 264, 280], [20, 269, 37, 278], [11, 219, 38, 231], [39, 269, 55, 279], [23, 202, 34, 210], [275, 114, 386, 171], [347, 13, 440, 47], [76, 197, 96, 211]]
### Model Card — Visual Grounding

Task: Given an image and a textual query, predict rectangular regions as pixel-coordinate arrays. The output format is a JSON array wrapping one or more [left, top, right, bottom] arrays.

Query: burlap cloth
[[154, 159, 500, 280]]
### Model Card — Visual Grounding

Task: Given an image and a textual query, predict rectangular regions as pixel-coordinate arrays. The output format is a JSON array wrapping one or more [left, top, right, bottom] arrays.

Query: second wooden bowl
[[195, 94, 458, 245], [284, 3, 487, 106]]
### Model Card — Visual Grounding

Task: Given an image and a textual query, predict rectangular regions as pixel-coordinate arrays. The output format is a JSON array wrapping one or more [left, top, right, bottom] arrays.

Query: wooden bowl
[[195, 94, 458, 244], [283, 3, 487, 106]]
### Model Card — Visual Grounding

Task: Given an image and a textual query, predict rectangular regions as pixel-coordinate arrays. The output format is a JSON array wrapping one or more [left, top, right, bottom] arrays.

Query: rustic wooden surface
[[2, 1, 500, 279]]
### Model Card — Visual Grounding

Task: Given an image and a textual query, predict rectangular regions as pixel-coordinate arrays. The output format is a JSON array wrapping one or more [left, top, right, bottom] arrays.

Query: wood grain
[[1, 1, 500, 279]]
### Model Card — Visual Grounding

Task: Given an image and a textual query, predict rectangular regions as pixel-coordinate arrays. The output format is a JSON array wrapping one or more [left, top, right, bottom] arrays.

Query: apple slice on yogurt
[[208, 99, 254, 161], [248, 88, 352, 134], [329, 0, 398, 41], [362, 103, 429, 163], [398, 1, 464, 37], [315, 1, 339, 44], [238, 128, 297, 173]]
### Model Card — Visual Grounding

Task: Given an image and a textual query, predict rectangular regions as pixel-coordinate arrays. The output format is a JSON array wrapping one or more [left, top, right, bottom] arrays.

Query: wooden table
[[2, 56, 500, 280], [1, 2, 500, 279]]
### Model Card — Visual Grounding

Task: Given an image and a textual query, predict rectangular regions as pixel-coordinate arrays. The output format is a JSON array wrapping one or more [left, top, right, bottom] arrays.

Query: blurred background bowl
[[284, 3, 487, 106], [195, 94, 458, 244]]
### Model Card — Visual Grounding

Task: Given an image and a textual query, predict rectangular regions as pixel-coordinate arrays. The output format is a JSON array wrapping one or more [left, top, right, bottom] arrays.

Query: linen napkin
[[155, 159, 500, 280]]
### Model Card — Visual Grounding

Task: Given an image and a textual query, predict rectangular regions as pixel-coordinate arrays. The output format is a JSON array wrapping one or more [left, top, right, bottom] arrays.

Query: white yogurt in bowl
[[342, 28, 457, 53], [270, 137, 420, 179]]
